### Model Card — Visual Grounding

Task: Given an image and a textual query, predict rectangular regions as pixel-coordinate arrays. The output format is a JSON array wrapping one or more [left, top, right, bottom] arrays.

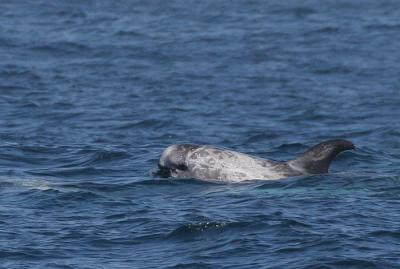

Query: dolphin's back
[[159, 145, 295, 181]]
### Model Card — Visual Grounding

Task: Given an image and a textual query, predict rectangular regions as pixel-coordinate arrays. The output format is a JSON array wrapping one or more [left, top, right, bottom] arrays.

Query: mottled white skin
[[158, 140, 355, 182], [161, 146, 287, 182]]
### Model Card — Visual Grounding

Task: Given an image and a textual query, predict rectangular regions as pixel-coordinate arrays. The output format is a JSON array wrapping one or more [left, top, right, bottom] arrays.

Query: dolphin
[[158, 140, 355, 182]]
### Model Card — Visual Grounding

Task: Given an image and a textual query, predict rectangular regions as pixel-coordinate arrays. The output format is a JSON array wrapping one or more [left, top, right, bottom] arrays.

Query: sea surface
[[1, 1, 400, 268]]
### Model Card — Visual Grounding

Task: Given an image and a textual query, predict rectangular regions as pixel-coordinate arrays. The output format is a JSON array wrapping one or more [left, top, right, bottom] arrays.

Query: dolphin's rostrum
[[158, 140, 355, 182]]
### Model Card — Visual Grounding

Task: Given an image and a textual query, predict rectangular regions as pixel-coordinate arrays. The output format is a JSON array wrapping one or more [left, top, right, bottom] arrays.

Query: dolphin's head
[[158, 144, 200, 177]]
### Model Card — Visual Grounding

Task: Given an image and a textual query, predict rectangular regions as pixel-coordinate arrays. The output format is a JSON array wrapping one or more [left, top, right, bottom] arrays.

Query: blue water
[[1, 1, 400, 268]]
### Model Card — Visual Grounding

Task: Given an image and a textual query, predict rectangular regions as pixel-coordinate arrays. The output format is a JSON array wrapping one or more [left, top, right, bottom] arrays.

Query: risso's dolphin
[[158, 140, 354, 182]]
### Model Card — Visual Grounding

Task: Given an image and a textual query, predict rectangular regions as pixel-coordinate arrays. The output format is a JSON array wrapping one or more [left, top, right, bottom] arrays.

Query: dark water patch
[[55, 190, 102, 202], [115, 30, 145, 37], [167, 214, 311, 241], [276, 142, 308, 152], [0, 151, 48, 166], [272, 6, 317, 18], [167, 221, 238, 240], [41, 263, 75, 269], [0, 67, 42, 90], [0, 181, 15, 188], [327, 259, 378, 269], [305, 26, 342, 36], [18, 145, 69, 155], [368, 230, 400, 239], [37, 111, 84, 122], [28, 41, 92, 57], [364, 24, 400, 31], [312, 65, 353, 75], [50, 101, 76, 109], [0, 249, 46, 260], [243, 132, 281, 144], [39, 6, 88, 19]]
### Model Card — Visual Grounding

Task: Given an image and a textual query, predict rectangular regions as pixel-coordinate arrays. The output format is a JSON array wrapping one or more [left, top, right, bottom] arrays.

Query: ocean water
[[1, 0, 400, 268]]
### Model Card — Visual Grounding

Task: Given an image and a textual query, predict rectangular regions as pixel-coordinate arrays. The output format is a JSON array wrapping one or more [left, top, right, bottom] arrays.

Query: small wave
[[17, 145, 67, 154], [278, 218, 311, 228], [54, 179, 183, 193], [255, 179, 291, 189], [17, 101, 40, 108], [0, 67, 41, 82], [326, 258, 378, 268], [113, 178, 216, 187], [114, 119, 168, 130], [57, 149, 129, 168], [27, 167, 120, 177], [166, 221, 228, 239], [0, 177, 53, 191], [56, 190, 101, 201], [166, 218, 266, 241], [37, 111, 83, 121], [90, 150, 129, 164], [0, 177, 84, 192], [167, 262, 215, 269]]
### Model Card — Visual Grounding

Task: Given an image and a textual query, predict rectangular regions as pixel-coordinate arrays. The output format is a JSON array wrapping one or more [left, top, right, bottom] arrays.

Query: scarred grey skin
[[158, 140, 355, 182]]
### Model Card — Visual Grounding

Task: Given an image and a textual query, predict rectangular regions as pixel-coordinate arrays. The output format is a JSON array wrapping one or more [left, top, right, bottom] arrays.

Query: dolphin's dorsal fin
[[288, 140, 355, 174]]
